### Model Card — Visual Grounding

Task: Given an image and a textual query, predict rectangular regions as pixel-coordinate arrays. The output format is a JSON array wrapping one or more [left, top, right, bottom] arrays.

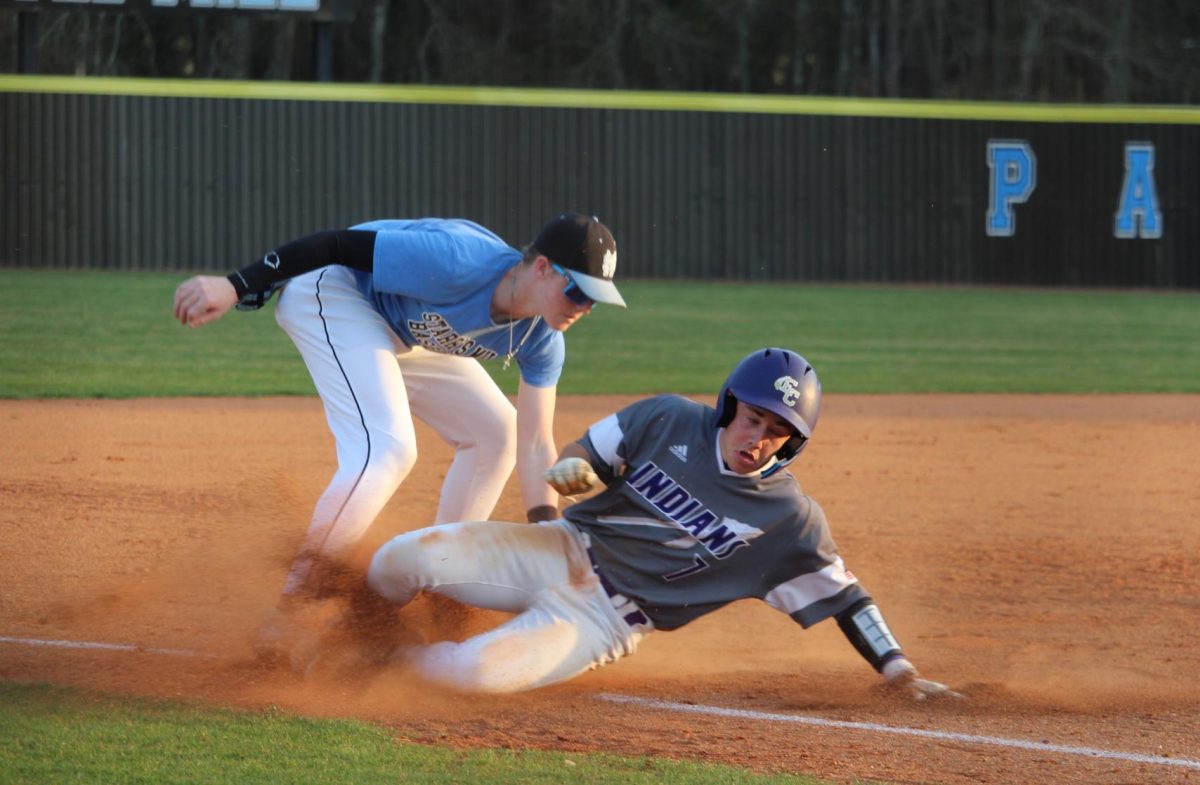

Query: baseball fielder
[[172, 214, 625, 646], [366, 347, 962, 699]]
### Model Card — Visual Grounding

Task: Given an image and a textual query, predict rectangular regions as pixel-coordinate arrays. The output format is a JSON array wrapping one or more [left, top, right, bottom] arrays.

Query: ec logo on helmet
[[774, 375, 801, 406]]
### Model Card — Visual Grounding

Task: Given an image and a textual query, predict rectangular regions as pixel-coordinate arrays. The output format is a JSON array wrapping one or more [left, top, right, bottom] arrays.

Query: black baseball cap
[[532, 213, 626, 308]]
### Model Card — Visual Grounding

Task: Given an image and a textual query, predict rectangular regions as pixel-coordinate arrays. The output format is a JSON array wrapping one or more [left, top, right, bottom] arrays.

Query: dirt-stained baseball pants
[[367, 518, 652, 693], [275, 265, 518, 595]]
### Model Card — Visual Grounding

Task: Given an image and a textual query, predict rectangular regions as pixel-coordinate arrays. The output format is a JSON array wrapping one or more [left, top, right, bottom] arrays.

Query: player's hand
[[883, 658, 965, 701], [173, 275, 238, 328], [901, 676, 965, 701], [544, 457, 598, 496]]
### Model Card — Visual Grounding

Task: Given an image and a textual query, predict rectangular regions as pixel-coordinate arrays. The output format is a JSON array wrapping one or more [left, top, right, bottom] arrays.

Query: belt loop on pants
[[586, 546, 653, 632]]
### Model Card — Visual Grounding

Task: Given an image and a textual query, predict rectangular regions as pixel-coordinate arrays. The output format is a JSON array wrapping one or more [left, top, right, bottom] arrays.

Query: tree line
[[4, 0, 1199, 104]]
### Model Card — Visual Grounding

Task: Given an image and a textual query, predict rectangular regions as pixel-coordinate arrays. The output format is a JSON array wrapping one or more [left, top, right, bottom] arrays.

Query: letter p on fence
[[986, 141, 1037, 237]]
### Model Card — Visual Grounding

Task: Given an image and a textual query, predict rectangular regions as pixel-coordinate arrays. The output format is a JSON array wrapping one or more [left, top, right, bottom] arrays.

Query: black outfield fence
[[2, 77, 1197, 288]]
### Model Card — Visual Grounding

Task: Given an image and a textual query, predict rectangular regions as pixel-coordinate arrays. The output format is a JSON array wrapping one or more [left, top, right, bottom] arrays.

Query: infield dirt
[[1, 395, 1198, 784]]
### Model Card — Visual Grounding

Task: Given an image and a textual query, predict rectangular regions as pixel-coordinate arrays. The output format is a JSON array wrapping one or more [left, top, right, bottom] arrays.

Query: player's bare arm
[[516, 379, 561, 522]]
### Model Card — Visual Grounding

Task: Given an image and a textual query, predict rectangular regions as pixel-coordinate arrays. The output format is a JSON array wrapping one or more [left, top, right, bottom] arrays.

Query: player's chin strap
[[760, 432, 807, 478], [760, 456, 790, 478]]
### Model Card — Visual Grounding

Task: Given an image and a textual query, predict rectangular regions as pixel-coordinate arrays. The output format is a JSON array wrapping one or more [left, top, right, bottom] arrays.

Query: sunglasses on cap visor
[[551, 264, 594, 307]]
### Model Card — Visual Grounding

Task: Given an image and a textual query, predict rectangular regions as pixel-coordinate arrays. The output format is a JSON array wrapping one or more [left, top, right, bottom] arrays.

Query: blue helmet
[[714, 347, 822, 469]]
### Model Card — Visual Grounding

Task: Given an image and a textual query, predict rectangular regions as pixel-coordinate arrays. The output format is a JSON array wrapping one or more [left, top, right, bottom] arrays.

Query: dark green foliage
[[3, 1, 1199, 103]]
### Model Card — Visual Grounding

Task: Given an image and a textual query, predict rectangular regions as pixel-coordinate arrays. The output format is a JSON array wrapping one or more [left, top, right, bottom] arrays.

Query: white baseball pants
[[367, 519, 650, 693], [274, 266, 518, 595]]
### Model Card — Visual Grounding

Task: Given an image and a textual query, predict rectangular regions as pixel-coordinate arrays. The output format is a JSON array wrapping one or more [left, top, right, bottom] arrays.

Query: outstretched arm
[[835, 598, 964, 701], [515, 379, 561, 522], [172, 229, 376, 327]]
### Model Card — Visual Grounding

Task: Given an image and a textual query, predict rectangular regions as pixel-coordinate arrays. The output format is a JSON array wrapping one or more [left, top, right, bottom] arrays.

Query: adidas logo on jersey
[[669, 444, 688, 462]]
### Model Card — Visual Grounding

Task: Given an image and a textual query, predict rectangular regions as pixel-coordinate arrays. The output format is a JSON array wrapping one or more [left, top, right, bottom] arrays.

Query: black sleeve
[[226, 229, 377, 298]]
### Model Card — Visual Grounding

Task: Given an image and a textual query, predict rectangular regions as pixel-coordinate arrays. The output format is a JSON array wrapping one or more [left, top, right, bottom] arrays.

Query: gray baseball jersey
[[566, 394, 869, 631]]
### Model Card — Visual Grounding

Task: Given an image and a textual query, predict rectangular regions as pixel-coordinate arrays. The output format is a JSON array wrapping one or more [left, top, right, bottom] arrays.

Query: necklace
[[503, 276, 516, 370], [501, 272, 539, 371]]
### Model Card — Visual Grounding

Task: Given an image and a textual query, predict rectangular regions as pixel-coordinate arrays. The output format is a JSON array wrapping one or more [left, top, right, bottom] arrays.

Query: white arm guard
[[837, 600, 904, 670]]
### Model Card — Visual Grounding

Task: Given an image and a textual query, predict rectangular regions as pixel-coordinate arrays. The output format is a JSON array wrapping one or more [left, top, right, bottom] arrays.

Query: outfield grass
[[2, 269, 1197, 397], [0, 683, 829, 785]]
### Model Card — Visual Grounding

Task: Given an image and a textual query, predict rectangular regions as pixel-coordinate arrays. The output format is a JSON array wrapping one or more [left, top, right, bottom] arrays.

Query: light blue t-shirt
[[351, 218, 565, 388]]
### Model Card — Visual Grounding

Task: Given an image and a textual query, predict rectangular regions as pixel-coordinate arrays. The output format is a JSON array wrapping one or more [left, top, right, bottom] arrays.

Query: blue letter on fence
[[1114, 143, 1162, 239], [986, 141, 1037, 237]]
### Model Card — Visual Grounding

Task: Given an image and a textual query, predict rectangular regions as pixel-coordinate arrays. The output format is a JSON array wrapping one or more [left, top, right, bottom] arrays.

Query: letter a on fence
[[1114, 142, 1163, 239]]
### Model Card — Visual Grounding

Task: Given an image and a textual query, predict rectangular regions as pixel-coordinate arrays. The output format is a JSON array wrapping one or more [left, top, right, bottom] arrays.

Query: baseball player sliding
[[172, 214, 625, 659], [365, 347, 962, 699]]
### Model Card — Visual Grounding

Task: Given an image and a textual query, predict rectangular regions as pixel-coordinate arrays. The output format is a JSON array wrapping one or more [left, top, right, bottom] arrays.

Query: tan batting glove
[[883, 658, 965, 701], [544, 457, 598, 496]]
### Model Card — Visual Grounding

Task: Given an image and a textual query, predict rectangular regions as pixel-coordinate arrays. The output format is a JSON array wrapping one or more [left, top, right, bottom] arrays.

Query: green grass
[[0, 683, 832, 785], [593, 282, 1200, 394], [2, 269, 1197, 397], [0, 271, 309, 398]]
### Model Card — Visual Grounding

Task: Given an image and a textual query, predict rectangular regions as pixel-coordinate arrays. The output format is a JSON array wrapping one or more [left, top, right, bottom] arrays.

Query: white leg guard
[[408, 608, 589, 694], [367, 520, 648, 693]]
